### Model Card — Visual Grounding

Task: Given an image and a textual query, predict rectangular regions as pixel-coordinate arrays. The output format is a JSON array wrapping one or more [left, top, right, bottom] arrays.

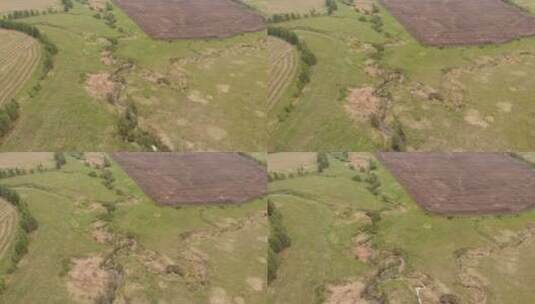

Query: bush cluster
[[317, 152, 329, 173], [326, 0, 338, 15], [54, 152, 67, 169], [61, 0, 74, 12], [0, 100, 20, 138], [267, 9, 323, 23], [0, 185, 38, 282], [117, 103, 170, 152], [268, 199, 291, 283]]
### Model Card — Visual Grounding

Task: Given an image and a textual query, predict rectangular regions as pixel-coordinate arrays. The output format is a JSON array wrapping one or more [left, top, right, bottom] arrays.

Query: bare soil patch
[[84, 152, 106, 168], [246, 277, 264, 291], [352, 233, 374, 262], [326, 280, 368, 304], [380, 0, 535, 46], [464, 109, 491, 128], [377, 153, 535, 214], [114, 0, 265, 39], [345, 87, 382, 121], [88, 0, 107, 11], [85, 72, 115, 100], [348, 153, 371, 171], [67, 256, 119, 303], [354, 0, 374, 14], [91, 221, 113, 244], [112, 153, 267, 205]]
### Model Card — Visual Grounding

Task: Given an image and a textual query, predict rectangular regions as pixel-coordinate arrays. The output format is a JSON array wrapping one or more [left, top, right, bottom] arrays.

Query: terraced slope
[[268, 37, 297, 110], [0, 29, 40, 104]]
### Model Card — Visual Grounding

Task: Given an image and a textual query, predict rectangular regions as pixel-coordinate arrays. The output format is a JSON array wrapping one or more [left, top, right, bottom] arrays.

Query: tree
[[326, 0, 338, 15], [317, 152, 329, 173], [54, 152, 66, 169], [62, 0, 73, 12]]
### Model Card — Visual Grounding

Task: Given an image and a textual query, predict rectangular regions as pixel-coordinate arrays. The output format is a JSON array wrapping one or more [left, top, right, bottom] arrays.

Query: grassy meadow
[[1, 1, 267, 151], [0, 153, 267, 303], [266, 0, 535, 151], [267, 153, 535, 303]]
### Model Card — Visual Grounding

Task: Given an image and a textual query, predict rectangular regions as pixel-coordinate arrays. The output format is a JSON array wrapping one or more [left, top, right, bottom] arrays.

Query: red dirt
[[112, 153, 267, 205], [377, 153, 535, 215], [113, 0, 265, 40], [380, 0, 535, 46]]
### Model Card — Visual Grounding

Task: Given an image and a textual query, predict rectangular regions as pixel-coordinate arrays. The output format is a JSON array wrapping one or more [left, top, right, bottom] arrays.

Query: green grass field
[[267, 153, 535, 303], [1, 1, 266, 151], [267, 0, 535, 151], [0, 153, 267, 303]]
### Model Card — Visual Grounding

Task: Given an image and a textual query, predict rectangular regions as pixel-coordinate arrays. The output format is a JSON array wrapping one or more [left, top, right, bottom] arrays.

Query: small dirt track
[[380, 0, 535, 46], [377, 152, 535, 214], [114, 0, 265, 39], [112, 153, 267, 205]]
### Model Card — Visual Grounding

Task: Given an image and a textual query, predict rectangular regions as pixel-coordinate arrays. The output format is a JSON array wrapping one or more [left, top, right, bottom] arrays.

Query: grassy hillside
[[268, 153, 535, 303], [0, 153, 267, 303], [267, 0, 535, 151], [1, 1, 266, 151]]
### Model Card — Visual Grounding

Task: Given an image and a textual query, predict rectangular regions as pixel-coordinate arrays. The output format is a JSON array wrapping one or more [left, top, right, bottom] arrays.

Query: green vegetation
[[0, 1, 266, 151], [0, 184, 38, 293], [0, 154, 267, 303], [0, 100, 20, 138], [267, 0, 535, 151], [267, 152, 535, 303], [268, 199, 291, 283]]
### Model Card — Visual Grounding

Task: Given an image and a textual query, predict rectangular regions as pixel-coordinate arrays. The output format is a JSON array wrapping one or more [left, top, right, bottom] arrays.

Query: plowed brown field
[[112, 153, 267, 205], [377, 152, 535, 214], [381, 0, 535, 46], [114, 0, 265, 39]]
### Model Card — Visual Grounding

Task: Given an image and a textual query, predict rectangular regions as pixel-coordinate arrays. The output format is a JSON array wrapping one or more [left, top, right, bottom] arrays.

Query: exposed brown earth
[[113, 0, 265, 39], [112, 153, 267, 205], [380, 0, 535, 46], [67, 256, 119, 303], [377, 153, 535, 214], [345, 87, 382, 121]]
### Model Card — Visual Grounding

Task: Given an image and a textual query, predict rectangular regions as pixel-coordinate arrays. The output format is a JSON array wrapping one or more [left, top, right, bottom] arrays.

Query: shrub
[[54, 152, 67, 169], [317, 152, 329, 173], [267, 247, 280, 283]]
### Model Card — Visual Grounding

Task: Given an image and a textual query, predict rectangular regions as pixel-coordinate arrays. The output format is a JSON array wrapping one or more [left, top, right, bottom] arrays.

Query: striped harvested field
[[0, 29, 41, 105], [0, 0, 58, 12], [0, 152, 54, 169], [268, 37, 297, 110], [0, 199, 17, 260]]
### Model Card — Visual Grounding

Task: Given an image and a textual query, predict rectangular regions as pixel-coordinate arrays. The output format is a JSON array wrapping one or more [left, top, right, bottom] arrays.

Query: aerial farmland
[[267, 152, 535, 303], [264, 0, 535, 151], [0, 0, 267, 151], [0, 152, 267, 303]]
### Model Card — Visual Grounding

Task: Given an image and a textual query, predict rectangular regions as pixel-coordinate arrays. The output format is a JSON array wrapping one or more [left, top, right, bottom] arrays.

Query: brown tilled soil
[[380, 0, 535, 46], [113, 0, 265, 40], [112, 153, 267, 205], [377, 153, 535, 214]]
